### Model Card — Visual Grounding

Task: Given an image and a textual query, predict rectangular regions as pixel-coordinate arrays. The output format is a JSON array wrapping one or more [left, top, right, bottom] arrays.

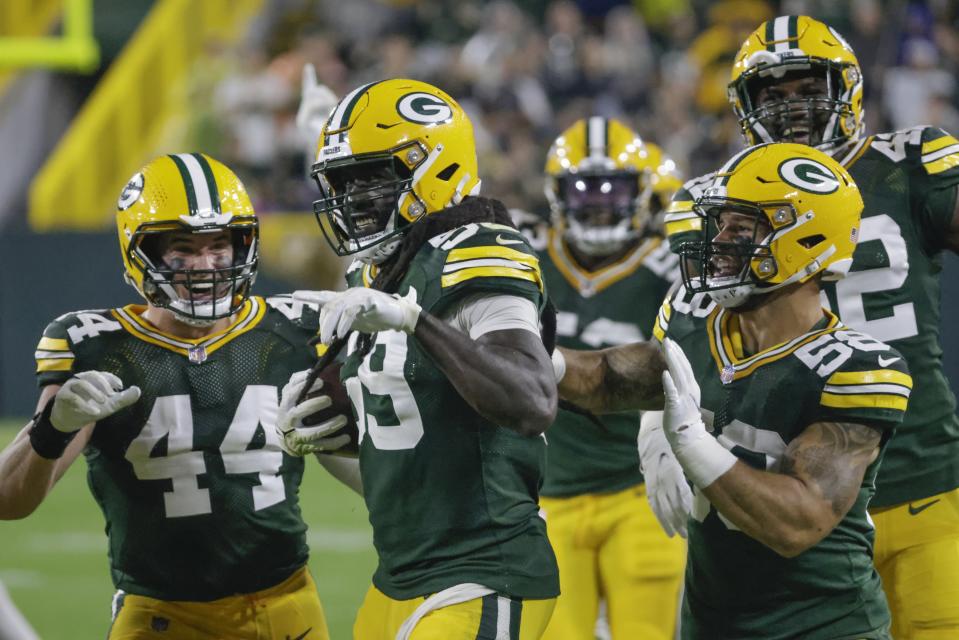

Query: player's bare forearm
[[557, 342, 666, 413], [0, 427, 88, 519], [413, 313, 557, 436], [702, 421, 881, 557]]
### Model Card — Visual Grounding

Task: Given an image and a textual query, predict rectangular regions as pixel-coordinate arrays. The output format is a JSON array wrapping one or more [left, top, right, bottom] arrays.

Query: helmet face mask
[[677, 142, 863, 309], [116, 153, 259, 326], [735, 64, 855, 149], [313, 152, 415, 262], [729, 16, 864, 152], [312, 80, 482, 264], [680, 198, 784, 308], [559, 171, 643, 256], [544, 117, 655, 258]]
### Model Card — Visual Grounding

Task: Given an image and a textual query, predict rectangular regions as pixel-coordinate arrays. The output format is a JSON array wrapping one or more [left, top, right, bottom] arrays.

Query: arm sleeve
[[440, 293, 541, 339]]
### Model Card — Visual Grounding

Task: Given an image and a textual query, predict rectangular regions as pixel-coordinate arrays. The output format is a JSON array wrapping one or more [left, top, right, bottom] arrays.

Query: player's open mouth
[[710, 254, 744, 278], [781, 125, 811, 143]]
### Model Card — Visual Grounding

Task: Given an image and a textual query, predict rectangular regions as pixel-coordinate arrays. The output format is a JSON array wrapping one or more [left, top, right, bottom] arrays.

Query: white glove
[[661, 338, 738, 489], [639, 410, 692, 538], [295, 63, 339, 150], [295, 288, 421, 344], [551, 348, 567, 383], [50, 371, 141, 432], [276, 370, 351, 457]]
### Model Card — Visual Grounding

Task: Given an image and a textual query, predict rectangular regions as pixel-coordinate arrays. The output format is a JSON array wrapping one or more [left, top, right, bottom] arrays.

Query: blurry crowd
[[186, 0, 959, 217]]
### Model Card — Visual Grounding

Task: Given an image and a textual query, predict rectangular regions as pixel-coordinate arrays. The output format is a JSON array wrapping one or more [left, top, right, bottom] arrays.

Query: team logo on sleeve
[[777, 159, 840, 194], [396, 93, 453, 124], [117, 172, 145, 210]]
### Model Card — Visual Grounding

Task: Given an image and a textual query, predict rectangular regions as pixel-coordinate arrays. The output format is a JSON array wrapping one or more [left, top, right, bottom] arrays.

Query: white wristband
[[673, 427, 738, 489], [551, 349, 567, 383]]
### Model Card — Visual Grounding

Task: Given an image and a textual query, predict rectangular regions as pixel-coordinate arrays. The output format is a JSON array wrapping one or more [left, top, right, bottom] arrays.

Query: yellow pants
[[539, 484, 685, 640], [353, 584, 556, 639], [871, 486, 959, 640], [108, 567, 330, 640]]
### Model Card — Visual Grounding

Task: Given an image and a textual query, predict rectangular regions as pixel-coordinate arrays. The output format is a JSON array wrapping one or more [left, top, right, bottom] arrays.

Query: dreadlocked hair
[[299, 196, 560, 402]]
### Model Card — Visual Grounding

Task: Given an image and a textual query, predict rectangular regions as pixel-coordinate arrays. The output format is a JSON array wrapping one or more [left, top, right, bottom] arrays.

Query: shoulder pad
[[431, 222, 544, 295], [36, 309, 121, 382], [793, 326, 912, 427], [652, 282, 715, 342], [264, 295, 321, 331]]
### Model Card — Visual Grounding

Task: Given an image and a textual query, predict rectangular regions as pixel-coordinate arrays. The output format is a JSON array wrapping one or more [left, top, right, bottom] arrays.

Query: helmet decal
[[117, 172, 144, 211], [167, 153, 222, 220], [396, 92, 453, 124], [778, 158, 839, 193]]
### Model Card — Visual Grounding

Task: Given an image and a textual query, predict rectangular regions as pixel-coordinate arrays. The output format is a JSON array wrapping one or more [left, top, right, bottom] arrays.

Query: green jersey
[[655, 285, 911, 639], [35, 296, 320, 601], [341, 222, 559, 600], [668, 126, 959, 507], [534, 228, 678, 497]]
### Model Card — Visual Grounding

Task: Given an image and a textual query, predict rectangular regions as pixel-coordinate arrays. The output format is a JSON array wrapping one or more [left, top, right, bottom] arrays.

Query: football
[[302, 362, 360, 457]]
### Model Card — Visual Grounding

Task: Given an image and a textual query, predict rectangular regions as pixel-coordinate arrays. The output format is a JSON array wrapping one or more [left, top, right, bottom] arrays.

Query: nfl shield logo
[[721, 365, 735, 384], [188, 345, 207, 364]]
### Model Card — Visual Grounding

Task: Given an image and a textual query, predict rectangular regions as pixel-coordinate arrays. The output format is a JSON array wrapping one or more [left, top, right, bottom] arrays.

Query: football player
[[279, 78, 560, 640], [556, 142, 911, 638], [661, 16, 959, 638], [535, 117, 684, 640], [0, 154, 352, 639]]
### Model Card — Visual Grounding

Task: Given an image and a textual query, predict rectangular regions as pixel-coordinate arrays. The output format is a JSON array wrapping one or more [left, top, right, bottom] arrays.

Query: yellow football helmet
[[680, 142, 862, 309], [728, 15, 864, 151], [644, 141, 684, 232], [312, 78, 481, 263], [544, 117, 654, 256], [116, 153, 258, 324]]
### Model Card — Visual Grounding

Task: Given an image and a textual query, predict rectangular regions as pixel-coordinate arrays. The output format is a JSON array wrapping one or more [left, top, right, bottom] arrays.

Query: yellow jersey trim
[[921, 135, 959, 155], [841, 136, 873, 169], [36, 358, 74, 372], [111, 297, 266, 358], [546, 229, 657, 297], [707, 308, 842, 380], [447, 245, 538, 266], [827, 369, 913, 389], [37, 337, 69, 351], [820, 392, 909, 412], [440, 265, 542, 290], [924, 154, 959, 175]]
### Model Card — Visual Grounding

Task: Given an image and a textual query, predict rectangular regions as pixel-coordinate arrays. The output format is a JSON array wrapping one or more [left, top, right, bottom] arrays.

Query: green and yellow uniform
[[652, 285, 911, 639], [666, 125, 959, 636], [343, 222, 559, 639], [532, 227, 684, 640], [35, 296, 329, 638]]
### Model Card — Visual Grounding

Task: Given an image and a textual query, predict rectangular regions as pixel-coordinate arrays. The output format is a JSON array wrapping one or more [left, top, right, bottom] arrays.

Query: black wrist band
[[28, 399, 78, 460]]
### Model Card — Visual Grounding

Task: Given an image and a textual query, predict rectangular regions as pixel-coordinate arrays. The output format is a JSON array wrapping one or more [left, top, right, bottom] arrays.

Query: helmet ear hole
[[436, 163, 459, 181], [799, 234, 826, 249]]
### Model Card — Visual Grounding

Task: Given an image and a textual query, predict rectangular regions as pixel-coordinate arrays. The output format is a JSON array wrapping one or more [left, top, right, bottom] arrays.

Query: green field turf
[[0, 419, 376, 639]]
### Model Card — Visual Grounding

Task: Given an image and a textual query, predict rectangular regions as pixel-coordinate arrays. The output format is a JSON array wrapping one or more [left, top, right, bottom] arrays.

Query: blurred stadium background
[[3, 0, 959, 637]]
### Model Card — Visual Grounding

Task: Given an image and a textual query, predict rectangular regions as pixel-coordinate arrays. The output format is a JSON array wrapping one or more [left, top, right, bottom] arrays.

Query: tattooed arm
[[557, 343, 666, 413], [701, 421, 882, 558]]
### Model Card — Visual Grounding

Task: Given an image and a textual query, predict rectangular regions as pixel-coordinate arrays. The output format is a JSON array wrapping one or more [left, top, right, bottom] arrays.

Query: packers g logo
[[777, 158, 840, 194], [396, 92, 453, 124], [117, 172, 144, 210]]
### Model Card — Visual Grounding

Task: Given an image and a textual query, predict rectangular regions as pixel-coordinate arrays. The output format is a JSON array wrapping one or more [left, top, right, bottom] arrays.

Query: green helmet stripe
[[788, 15, 798, 41], [765, 19, 776, 51], [192, 153, 221, 214], [168, 154, 199, 216]]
